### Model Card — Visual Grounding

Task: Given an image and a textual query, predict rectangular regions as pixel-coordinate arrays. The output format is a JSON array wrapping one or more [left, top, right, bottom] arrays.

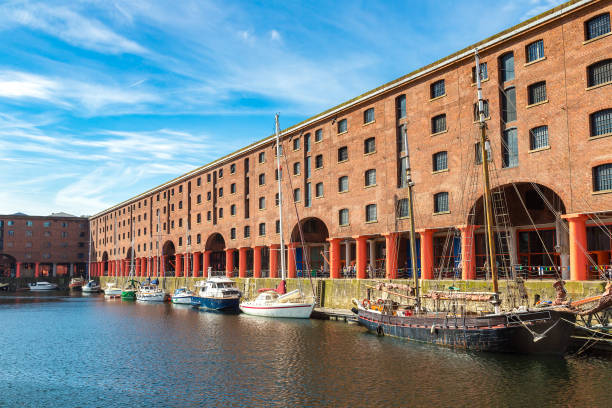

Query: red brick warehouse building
[[0, 213, 89, 278], [90, 0, 612, 282]]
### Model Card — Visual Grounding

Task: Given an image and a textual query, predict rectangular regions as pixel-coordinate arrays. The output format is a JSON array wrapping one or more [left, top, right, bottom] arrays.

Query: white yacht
[[28, 281, 59, 291], [239, 288, 315, 318], [136, 284, 166, 302], [82, 280, 100, 293], [103, 282, 122, 298], [171, 287, 195, 304], [191, 277, 242, 311]]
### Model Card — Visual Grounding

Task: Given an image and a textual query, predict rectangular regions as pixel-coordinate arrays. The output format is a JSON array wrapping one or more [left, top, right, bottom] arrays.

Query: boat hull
[[121, 291, 136, 301], [136, 293, 165, 302], [191, 296, 240, 312], [171, 295, 192, 304], [239, 302, 315, 319], [358, 308, 576, 355], [28, 283, 59, 291], [82, 286, 100, 293]]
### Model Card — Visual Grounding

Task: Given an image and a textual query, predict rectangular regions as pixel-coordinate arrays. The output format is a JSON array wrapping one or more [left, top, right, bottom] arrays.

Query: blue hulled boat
[[191, 277, 242, 312]]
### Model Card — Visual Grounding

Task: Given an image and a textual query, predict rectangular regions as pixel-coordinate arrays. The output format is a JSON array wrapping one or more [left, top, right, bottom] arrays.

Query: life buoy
[[362, 298, 371, 309], [376, 298, 384, 305]]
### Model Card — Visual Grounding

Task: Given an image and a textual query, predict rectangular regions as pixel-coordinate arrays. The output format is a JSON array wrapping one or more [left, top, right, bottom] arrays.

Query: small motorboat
[[136, 284, 165, 302], [121, 279, 138, 301], [82, 280, 100, 293], [239, 288, 315, 319], [103, 282, 122, 298], [191, 277, 242, 312], [69, 277, 85, 290], [171, 287, 195, 304], [28, 281, 59, 291]]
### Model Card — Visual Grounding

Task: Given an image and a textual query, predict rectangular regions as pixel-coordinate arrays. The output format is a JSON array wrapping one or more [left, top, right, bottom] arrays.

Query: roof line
[[90, 0, 593, 219]]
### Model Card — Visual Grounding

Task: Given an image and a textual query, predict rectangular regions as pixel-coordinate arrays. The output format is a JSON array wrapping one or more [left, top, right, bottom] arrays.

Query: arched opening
[[162, 241, 175, 275], [205, 233, 226, 272], [0, 254, 16, 277], [290, 217, 330, 276], [465, 182, 568, 279]]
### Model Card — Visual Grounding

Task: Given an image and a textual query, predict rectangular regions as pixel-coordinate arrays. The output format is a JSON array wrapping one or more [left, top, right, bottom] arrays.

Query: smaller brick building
[[0, 213, 90, 278]]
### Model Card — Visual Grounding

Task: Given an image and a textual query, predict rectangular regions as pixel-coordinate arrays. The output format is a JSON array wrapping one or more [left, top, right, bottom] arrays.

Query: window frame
[[365, 204, 377, 223], [592, 163, 612, 192], [364, 137, 376, 154], [585, 13, 611, 41], [433, 192, 449, 214], [525, 39, 545, 63], [527, 81, 547, 105], [338, 176, 349, 193], [431, 114, 447, 134], [339, 208, 349, 226], [430, 79, 446, 99], [364, 107, 375, 124], [364, 169, 376, 187], [337, 118, 347, 134], [587, 59, 612, 88], [432, 151, 448, 172], [529, 126, 549, 151]]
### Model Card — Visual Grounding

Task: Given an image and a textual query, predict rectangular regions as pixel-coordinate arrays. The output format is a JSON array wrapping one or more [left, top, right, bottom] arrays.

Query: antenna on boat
[[403, 123, 420, 310], [475, 48, 500, 313], [275, 114, 286, 282]]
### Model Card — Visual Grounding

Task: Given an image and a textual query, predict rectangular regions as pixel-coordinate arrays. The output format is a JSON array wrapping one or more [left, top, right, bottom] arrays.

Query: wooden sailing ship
[[355, 50, 577, 355]]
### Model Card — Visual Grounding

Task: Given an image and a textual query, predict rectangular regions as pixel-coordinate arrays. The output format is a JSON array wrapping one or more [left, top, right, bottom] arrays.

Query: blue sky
[[0, 0, 565, 216]]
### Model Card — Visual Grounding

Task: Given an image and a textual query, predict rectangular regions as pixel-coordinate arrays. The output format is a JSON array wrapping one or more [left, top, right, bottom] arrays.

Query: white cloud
[[0, 1, 147, 55], [269, 29, 281, 41]]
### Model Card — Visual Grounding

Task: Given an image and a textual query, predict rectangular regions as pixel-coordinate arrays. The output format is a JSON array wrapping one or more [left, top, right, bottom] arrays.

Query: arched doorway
[[205, 233, 226, 273], [290, 217, 329, 276], [467, 182, 567, 279], [162, 241, 175, 275], [0, 254, 16, 277]]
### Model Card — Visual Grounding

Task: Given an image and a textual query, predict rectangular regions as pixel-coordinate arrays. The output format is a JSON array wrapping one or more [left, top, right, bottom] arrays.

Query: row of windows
[[0, 220, 80, 228]]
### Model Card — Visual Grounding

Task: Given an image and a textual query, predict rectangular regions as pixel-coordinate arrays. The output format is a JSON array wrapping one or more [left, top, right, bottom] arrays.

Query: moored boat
[[82, 280, 100, 293], [28, 281, 59, 291], [69, 277, 85, 291], [240, 287, 315, 319], [191, 276, 241, 312], [103, 282, 122, 298], [136, 282, 165, 302], [171, 287, 194, 304]]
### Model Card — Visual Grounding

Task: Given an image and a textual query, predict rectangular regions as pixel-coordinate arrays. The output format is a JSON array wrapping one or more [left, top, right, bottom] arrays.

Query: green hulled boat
[[121, 279, 138, 301]]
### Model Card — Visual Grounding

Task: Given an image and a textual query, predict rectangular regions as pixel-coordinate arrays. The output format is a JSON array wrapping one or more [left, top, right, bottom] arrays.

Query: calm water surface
[[0, 292, 609, 407]]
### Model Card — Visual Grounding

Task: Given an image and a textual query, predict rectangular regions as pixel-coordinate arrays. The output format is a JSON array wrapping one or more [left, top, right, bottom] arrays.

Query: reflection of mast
[[475, 49, 500, 312], [275, 114, 286, 281]]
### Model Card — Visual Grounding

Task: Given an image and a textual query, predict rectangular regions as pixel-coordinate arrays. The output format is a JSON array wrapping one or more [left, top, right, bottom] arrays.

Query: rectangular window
[[526, 40, 544, 62], [471, 62, 488, 83], [258, 152, 265, 163], [528, 81, 547, 105], [244, 226, 250, 238], [473, 100, 490, 121], [399, 156, 408, 188], [585, 13, 610, 40], [396, 95, 406, 119], [434, 192, 449, 213], [338, 146, 348, 162], [365, 169, 376, 186], [365, 204, 377, 222], [305, 182, 311, 207], [364, 137, 376, 154], [197, 177, 201, 186], [433, 151, 448, 172], [231, 183, 236, 193], [259, 223, 266, 236], [275, 220, 281, 234], [590, 109, 612, 137], [529, 126, 549, 150], [230, 163, 236, 174], [315, 182, 324, 198], [293, 162, 301, 175], [501, 87, 516, 123], [305, 156, 311, 179], [231, 228, 236, 239], [502, 128, 519, 168], [588, 60, 612, 87], [218, 169, 223, 178], [338, 176, 349, 192], [499, 52, 515, 82], [259, 173, 265, 185], [304, 133, 311, 152], [259, 197, 265, 210], [431, 114, 446, 134], [315, 154, 323, 169], [430, 80, 445, 98], [293, 188, 301, 202], [397, 124, 407, 153], [337, 119, 347, 133], [397, 198, 409, 218], [26, 220, 33, 227], [593, 164, 612, 192], [339, 209, 349, 226], [218, 187, 223, 197], [315, 129, 323, 142], [293, 137, 300, 151], [364, 108, 375, 124]]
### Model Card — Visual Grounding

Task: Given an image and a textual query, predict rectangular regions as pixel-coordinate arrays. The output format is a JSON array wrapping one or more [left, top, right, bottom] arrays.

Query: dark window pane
[[588, 59, 612, 87], [529, 126, 549, 150], [593, 163, 612, 191], [499, 52, 514, 82], [502, 128, 519, 168], [432, 114, 446, 134], [526, 40, 544, 62], [528, 81, 547, 105], [396, 95, 406, 119], [591, 109, 612, 136], [431, 80, 445, 98], [586, 13, 611, 40], [501, 87, 516, 123], [364, 108, 375, 123], [433, 151, 448, 171], [434, 192, 449, 213]]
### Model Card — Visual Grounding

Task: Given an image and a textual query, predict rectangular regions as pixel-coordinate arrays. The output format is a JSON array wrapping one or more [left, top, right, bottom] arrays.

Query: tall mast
[[403, 128, 420, 309], [130, 207, 134, 278], [113, 217, 117, 282], [275, 114, 286, 281], [157, 212, 161, 278], [475, 49, 500, 311], [87, 226, 92, 281]]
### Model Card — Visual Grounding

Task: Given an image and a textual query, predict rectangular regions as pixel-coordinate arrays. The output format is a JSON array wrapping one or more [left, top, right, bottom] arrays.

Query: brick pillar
[[34, 262, 40, 278], [225, 249, 235, 277], [141, 257, 147, 277], [563, 214, 588, 281], [175, 253, 183, 277], [327, 238, 341, 279], [384, 233, 398, 279], [193, 252, 201, 278], [16, 262, 21, 278], [419, 229, 435, 280], [459, 225, 477, 280], [203, 251, 211, 278], [269, 244, 279, 278], [355, 235, 369, 279], [160, 255, 166, 277], [183, 253, 189, 277], [239, 247, 248, 278], [135, 258, 141, 277], [287, 243, 297, 278], [152, 256, 158, 277], [253, 246, 262, 278]]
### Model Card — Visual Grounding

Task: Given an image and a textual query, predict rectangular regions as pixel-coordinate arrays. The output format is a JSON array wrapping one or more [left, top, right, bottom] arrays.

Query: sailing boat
[[121, 208, 138, 300], [82, 227, 100, 293], [239, 114, 316, 319], [104, 218, 122, 297], [355, 50, 576, 354], [172, 225, 196, 304]]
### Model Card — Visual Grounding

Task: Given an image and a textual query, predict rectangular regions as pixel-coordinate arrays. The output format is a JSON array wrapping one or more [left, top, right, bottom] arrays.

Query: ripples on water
[[0, 293, 609, 407]]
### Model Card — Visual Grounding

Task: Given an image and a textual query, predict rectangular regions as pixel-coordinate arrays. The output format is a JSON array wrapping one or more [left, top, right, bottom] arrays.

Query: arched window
[[590, 109, 612, 137], [585, 13, 610, 40], [338, 176, 349, 192], [432, 151, 448, 172], [587, 59, 612, 87], [365, 204, 377, 222], [365, 169, 376, 186], [364, 137, 376, 154], [593, 164, 612, 192], [529, 126, 549, 150]]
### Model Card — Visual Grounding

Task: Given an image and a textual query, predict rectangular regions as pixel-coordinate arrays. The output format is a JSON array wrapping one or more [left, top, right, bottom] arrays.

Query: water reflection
[[0, 294, 609, 407]]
